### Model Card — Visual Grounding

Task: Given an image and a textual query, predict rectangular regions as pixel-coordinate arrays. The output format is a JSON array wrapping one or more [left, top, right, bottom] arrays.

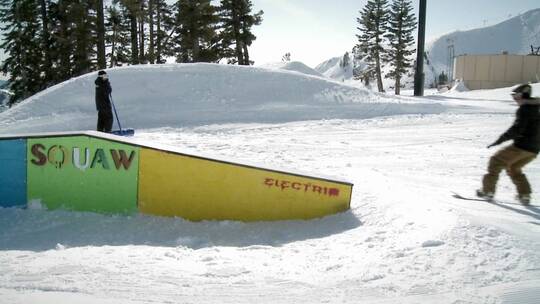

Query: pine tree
[[72, 1, 97, 76], [106, 4, 131, 66], [438, 71, 448, 85], [173, 0, 220, 63], [340, 52, 350, 69], [38, 0, 53, 85], [148, 0, 174, 63], [0, 0, 46, 105], [356, 0, 388, 92], [384, 0, 416, 95], [148, 0, 155, 63], [109, 0, 141, 65], [282, 52, 291, 62], [48, 0, 74, 83], [218, 0, 263, 65], [238, 0, 262, 65]]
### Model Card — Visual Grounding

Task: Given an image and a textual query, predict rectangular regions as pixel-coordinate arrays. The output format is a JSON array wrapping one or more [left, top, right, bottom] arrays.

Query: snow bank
[[0, 63, 444, 134], [262, 61, 323, 77]]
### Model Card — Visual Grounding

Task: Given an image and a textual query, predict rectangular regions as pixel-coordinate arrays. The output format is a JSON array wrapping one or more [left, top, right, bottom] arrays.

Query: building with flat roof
[[453, 54, 540, 90]]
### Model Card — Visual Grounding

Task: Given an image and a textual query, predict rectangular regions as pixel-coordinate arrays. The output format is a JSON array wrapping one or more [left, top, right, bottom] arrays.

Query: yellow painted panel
[[138, 148, 352, 221]]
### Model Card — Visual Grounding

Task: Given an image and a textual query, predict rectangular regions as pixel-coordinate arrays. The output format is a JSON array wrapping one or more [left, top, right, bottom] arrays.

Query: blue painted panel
[[0, 139, 27, 207]]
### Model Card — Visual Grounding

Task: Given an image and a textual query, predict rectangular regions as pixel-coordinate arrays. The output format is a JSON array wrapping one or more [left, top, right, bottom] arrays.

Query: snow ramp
[[0, 63, 445, 134], [0, 131, 352, 221]]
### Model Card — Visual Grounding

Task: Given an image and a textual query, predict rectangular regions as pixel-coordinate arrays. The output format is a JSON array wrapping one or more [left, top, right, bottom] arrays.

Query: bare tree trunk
[[148, 0, 155, 63], [375, 55, 384, 92], [38, 0, 51, 84], [192, 38, 200, 62], [156, 3, 162, 63], [242, 43, 250, 65], [130, 12, 139, 64], [138, 1, 146, 63], [231, 1, 243, 64], [110, 21, 118, 68]]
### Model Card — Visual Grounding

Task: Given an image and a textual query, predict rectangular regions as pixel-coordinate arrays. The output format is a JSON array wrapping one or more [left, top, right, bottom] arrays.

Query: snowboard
[[451, 192, 538, 207]]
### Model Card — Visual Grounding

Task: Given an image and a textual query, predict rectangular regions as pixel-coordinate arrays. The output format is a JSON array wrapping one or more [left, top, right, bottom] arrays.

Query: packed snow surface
[[1, 64, 540, 303], [0, 63, 444, 135]]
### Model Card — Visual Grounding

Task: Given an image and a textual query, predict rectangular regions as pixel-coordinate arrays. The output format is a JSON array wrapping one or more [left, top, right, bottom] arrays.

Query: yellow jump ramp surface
[[0, 131, 353, 221]]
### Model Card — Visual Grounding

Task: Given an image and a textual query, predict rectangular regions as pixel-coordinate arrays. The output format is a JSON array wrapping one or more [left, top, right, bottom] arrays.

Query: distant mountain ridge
[[427, 8, 540, 79], [315, 8, 540, 89]]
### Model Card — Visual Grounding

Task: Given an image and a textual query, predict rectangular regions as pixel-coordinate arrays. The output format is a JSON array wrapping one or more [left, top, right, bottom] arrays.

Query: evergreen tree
[[106, 4, 132, 66], [340, 52, 350, 69], [71, 1, 98, 76], [138, 0, 147, 64], [238, 0, 262, 65], [114, 0, 140, 64], [150, 0, 174, 63], [218, 0, 262, 65], [173, 0, 220, 63], [0, 0, 46, 105], [282, 52, 291, 62], [148, 0, 156, 63], [48, 0, 74, 83], [384, 0, 416, 95], [438, 71, 448, 85], [38, 0, 53, 86], [356, 0, 388, 92]]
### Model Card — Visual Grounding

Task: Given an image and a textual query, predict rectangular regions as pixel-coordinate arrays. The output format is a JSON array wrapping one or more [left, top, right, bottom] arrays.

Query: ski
[[451, 192, 538, 207]]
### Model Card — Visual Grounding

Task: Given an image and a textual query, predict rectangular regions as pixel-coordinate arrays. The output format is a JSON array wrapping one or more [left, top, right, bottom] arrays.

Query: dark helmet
[[98, 70, 107, 76], [512, 84, 532, 99]]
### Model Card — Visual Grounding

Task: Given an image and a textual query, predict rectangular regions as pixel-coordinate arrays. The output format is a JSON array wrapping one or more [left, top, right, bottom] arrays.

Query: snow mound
[[0, 63, 444, 134], [450, 79, 469, 92], [261, 61, 323, 77]]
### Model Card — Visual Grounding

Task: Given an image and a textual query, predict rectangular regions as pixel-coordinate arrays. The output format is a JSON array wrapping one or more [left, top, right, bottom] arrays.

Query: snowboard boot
[[516, 194, 531, 206], [476, 189, 494, 201]]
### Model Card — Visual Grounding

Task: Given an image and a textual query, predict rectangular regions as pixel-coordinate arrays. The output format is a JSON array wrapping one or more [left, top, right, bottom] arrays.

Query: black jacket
[[493, 99, 540, 153], [95, 77, 112, 111]]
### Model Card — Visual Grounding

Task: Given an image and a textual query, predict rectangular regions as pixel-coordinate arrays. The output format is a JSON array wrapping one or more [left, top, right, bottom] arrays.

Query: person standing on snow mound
[[95, 70, 113, 132], [477, 84, 540, 205]]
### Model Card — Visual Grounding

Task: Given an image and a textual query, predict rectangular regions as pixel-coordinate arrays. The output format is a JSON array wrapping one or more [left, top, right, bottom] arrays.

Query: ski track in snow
[[1, 66, 540, 303], [2, 111, 540, 303]]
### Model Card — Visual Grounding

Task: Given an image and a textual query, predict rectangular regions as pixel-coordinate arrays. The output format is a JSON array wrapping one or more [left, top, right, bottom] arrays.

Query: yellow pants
[[482, 145, 537, 196]]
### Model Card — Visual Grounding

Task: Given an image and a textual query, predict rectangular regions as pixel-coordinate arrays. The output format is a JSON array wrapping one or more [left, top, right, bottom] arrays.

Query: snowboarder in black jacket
[[95, 70, 113, 132], [477, 84, 540, 205]]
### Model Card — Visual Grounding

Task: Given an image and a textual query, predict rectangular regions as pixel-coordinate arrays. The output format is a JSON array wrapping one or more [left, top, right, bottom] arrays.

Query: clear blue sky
[[249, 0, 540, 67]]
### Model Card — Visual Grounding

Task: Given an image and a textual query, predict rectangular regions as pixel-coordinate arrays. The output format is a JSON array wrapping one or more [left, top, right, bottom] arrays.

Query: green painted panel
[[27, 136, 139, 214]]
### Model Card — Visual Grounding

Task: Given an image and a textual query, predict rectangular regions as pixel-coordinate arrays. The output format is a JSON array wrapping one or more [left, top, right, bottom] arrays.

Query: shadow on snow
[[0, 207, 362, 251]]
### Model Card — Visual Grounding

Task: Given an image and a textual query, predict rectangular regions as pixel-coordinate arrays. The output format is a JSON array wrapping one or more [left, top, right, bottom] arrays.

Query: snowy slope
[[1, 67, 540, 304], [0, 63, 444, 135], [316, 8, 540, 89], [261, 61, 324, 77], [315, 56, 354, 81], [427, 8, 540, 78]]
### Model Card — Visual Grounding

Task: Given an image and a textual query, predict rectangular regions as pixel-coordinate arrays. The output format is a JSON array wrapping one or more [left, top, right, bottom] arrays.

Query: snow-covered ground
[[1, 64, 539, 303]]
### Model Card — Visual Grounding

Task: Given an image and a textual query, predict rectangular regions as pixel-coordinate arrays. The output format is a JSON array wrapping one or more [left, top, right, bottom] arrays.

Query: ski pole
[[109, 93, 123, 132]]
